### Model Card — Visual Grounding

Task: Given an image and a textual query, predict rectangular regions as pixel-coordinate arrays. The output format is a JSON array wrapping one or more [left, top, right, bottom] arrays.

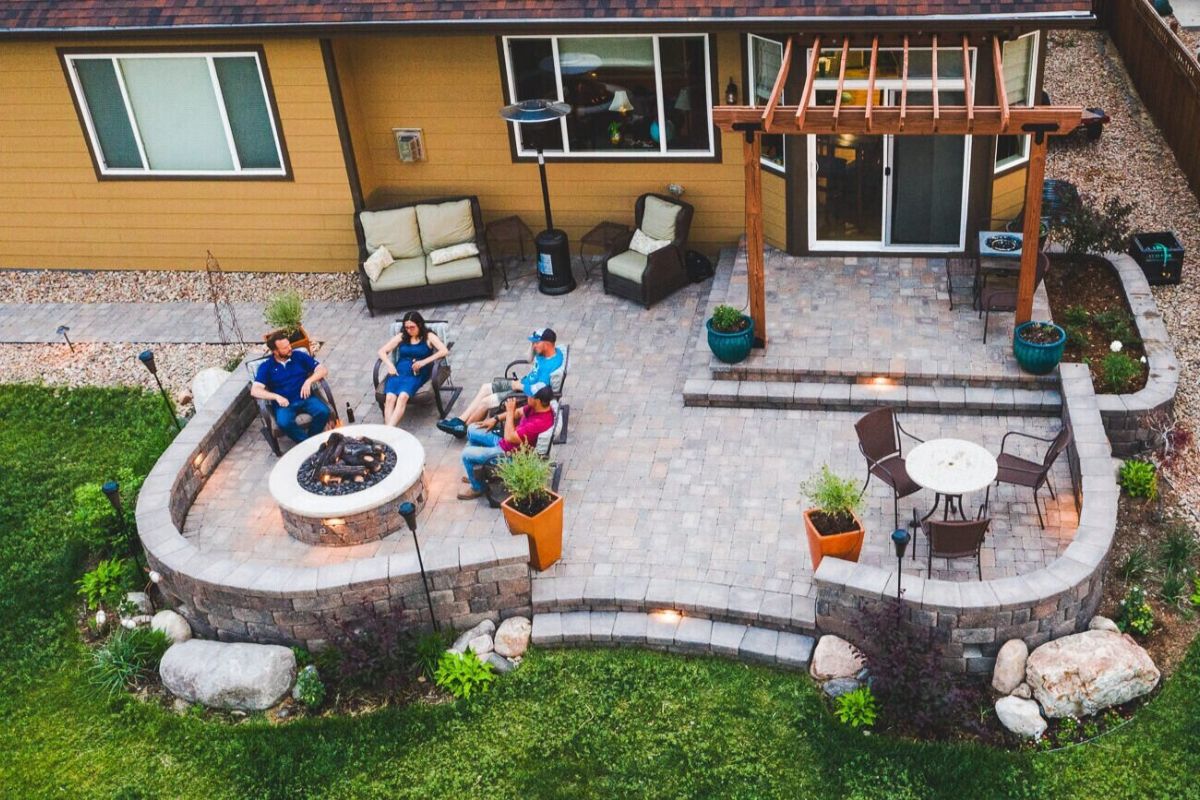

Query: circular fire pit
[[268, 424, 426, 546]]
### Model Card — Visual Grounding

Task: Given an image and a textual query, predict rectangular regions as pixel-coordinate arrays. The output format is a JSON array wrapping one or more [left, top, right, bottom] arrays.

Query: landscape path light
[[399, 501, 438, 632], [138, 349, 183, 432]]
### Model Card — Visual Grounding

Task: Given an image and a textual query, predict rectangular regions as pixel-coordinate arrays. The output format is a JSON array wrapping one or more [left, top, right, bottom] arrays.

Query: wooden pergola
[[712, 32, 1085, 347]]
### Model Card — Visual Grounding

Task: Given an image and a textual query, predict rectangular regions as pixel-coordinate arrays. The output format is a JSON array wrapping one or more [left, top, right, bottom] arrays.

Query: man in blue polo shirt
[[250, 332, 331, 443]]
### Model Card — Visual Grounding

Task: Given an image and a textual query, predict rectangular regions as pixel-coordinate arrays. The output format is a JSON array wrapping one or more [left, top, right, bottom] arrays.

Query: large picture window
[[64, 51, 287, 177], [994, 33, 1039, 172], [748, 35, 786, 171], [503, 35, 713, 157]]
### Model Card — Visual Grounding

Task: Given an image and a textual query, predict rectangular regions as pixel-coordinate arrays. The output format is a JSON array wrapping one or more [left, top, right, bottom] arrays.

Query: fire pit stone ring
[[268, 424, 427, 546]]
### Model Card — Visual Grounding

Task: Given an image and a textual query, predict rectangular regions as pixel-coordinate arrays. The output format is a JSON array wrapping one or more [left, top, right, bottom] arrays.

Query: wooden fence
[[1094, 0, 1200, 199]]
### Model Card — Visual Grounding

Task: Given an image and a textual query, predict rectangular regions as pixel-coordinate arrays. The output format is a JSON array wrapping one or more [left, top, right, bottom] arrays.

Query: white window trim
[[502, 34, 714, 159], [65, 51, 287, 177], [994, 32, 1040, 173], [747, 34, 786, 174]]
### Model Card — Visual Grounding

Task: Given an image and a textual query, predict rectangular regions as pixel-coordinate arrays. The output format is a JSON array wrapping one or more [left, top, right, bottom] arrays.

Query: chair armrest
[[896, 420, 924, 445], [999, 429, 1057, 454], [372, 358, 386, 391], [605, 232, 635, 261], [505, 358, 531, 381], [644, 243, 686, 280]]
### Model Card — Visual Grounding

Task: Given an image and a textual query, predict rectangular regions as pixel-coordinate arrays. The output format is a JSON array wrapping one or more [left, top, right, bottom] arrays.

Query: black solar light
[[139, 349, 182, 432], [56, 325, 74, 352], [399, 501, 438, 632], [891, 527, 912, 603]]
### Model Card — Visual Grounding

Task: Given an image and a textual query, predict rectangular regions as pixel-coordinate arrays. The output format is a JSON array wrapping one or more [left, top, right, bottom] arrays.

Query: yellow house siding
[[335, 32, 746, 258], [0, 38, 356, 272], [763, 169, 787, 251], [990, 164, 1027, 229]]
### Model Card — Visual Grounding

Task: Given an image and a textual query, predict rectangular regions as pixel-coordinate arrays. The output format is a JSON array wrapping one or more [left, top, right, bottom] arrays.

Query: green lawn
[[1, 384, 1198, 799]]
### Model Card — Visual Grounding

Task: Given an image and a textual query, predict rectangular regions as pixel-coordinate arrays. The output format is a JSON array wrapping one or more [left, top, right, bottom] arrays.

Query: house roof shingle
[[1, 1, 1095, 36]]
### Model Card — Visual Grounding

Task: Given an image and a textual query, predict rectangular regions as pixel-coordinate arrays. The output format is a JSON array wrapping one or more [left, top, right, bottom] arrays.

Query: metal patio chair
[[854, 407, 925, 529], [244, 350, 340, 457], [984, 422, 1073, 529], [371, 319, 461, 419], [920, 515, 991, 579]]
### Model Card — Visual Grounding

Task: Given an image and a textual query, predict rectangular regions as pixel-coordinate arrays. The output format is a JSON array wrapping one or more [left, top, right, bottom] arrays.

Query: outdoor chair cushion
[[605, 249, 648, 283], [629, 228, 671, 256], [429, 241, 480, 266], [416, 199, 476, 253], [363, 246, 394, 283], [371, 256, 427, 290], [360, 207, 424, 260], [640, 195, 682, 242], [426, 255, 483, 285]]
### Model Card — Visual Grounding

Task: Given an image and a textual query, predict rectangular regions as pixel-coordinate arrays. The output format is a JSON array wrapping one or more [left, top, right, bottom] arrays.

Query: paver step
[[710, 360, 1057, 390], [683, 378, 1062, 415], [531, 611, 817, 670]]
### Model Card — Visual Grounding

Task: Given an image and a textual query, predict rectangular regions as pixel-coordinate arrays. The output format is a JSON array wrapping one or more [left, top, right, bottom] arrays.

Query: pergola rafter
[[716, 31, 1084, 349]]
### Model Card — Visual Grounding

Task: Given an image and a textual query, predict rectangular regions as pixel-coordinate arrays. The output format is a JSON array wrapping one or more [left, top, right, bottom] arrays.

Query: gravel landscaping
[[1046, 29, 1200, 515], [0, 268, 360, 304]]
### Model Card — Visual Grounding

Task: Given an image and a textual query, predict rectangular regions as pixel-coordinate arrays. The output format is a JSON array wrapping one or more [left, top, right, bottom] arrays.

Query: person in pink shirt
[[457, 385, 555, 500]]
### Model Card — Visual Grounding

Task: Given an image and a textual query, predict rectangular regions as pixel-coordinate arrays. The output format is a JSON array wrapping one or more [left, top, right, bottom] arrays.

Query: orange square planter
[[501, 491, 563, 571], [803, 508, 865, 570]]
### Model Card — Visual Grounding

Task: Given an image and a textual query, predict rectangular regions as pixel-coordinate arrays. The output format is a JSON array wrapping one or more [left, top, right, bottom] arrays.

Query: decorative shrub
[[1092, 309, 1139, 344], [77, 558, 136, 611], [834, 686, 878, 729], [1117, 545, 1151, 583], [800, 466, 863, 529], [1159, 570, 1190, 607], [293, 665, 326, 709], [1157, 521, 1198, 573], [434, 650, 496, 700], [1102, 352, 1142, 394], [1116, 586, 1154, 636], [89, 627, 170, 695], [1118, 459, 1158, 500], [264, 290, 304, 333], [1048, 195, 1135, 257], [414, 629, 454, 681], [710, 304, 746, 333], [1062, 305, 1091, 327], [495, 446, 553, 516], [322, 602, 423, 697], [1063, 325, 1090, 351], [1190, 574, 1200, 607]]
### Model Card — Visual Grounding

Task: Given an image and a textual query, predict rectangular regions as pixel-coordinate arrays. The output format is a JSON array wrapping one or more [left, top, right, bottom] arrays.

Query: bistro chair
[[371, 319, 461, 418], [919, 515, 991, 579], [601, 193, 694, 308], [979, 252, 1050, 343], [854, 407, 924, 529], [985, 423, 1073, 529], [244, 351, 340, 457]]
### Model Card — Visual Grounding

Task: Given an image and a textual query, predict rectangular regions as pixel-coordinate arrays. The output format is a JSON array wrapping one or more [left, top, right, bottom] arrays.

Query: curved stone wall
[[135, 372, 531, 649]]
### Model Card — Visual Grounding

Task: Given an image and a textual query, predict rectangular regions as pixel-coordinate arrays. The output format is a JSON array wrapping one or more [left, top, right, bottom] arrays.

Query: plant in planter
[[263, 290, 312, 351], [1013, 321, 1066, 375], [1047, 194, 1135, 262], [495, 446, 562, 571], [706, 304, 754, 364], [800, 465, 866, 570]]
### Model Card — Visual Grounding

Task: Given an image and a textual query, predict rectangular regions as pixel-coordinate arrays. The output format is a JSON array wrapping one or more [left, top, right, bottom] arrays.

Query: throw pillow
[[629, 228, 671, 256], [428, 241, 480, 266], [640, 195, 682, 241], [363, 246, 394, 283]]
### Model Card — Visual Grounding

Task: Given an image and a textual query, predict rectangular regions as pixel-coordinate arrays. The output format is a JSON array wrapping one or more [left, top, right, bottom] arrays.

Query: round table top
[[906, 438, 998, 496], [268, 424, 425, 517]]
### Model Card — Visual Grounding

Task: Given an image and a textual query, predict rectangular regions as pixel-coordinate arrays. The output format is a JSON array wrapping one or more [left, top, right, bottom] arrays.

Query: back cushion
[[360, 207, 423, 260], [640, 195, 682, 242], [416, 199, 476, 253]]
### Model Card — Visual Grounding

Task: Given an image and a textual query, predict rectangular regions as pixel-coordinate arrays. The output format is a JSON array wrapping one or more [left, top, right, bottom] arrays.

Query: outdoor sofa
[[354, 195, 495, 315]]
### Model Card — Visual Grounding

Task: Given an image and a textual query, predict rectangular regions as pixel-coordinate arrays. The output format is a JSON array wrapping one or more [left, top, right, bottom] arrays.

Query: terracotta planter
[[803, 508, 865, 570], [501, 490, 563, 571], [263, 325, 313, 353]]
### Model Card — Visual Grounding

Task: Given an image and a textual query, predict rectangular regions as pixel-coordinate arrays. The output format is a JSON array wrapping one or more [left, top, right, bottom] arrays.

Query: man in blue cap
[[437, 327, 563, 438]]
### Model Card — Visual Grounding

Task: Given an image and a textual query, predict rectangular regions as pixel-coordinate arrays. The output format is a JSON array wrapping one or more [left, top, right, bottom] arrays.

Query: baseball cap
[[528, 327, 557, 343]]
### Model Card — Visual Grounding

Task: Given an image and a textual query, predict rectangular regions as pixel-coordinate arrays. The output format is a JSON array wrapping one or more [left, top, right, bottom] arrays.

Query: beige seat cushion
[[605, 250, 647, 283], [360, 207, 423, 260], [425, 255, 483, 285], [416, 199, 476, 253], [640, 196, 681, 242], [371, 256, 427, 290]]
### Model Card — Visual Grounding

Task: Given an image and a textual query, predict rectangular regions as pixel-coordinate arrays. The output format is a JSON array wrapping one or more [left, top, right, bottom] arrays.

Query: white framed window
[[748, 34, 786, 172], [502, 34, 713, 158], [994, 32, 1039, 172], [64, 50, 287, 177]]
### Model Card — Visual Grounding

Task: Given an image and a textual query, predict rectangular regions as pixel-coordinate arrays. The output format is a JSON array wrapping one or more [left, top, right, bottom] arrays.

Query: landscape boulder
[[995, 696, 1047, 740], [450, 619, 496, 654], [160, 640, 295, 711], [494, 616, 532, 659], [125, 592, 154, 616], [809, 635, 865, 681], [151, 610, 193, 644], [1026, 630, 1160, 718], [991, 639, 1029, 695], [467, 634, 494, 658], [191, 367, 232, 410], [485, 652, 515, 674], [1088, 616, 1120, 633], [821, 677, 861, 698]]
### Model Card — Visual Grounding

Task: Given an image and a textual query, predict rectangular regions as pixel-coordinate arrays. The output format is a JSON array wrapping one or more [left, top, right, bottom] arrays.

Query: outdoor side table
[[906, 438, 998, 522], [579, 221, 630, 280], [485, 215, 535, 290]]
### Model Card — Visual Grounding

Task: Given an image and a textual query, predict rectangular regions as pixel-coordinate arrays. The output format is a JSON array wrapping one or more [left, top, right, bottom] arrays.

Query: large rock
[[822, 677, 861, 698], [1089, 616, 1120, 633], [191, 367, 232, 410], [995, 696, 1047, 740], [467, 634, 494, 657], [151, 610, 192, 644], [450, 619, 496, 654], [160, 640, 295, 711], [809, 635, 865, 681], [1026, 630, 1160, 718], [992, 639, 1029, 695], [125, 592, 154, 616], [494, 616, 532, 658]]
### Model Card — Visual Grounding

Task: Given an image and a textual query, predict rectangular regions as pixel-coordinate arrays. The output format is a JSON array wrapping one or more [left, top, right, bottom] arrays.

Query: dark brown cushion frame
[[601, 193, 695, 309]]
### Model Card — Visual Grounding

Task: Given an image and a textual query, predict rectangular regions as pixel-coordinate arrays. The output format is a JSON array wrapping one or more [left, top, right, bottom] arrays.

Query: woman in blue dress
[[376, 311, 449, 427]]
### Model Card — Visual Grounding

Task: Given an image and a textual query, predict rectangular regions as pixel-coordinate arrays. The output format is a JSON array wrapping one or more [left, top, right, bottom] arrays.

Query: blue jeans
[[275, 396, 330, 442], [462, 428, 504, 491]]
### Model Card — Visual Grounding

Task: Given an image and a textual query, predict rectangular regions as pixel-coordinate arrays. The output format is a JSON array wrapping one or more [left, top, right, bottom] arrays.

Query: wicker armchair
[[601, 193, 694, 308], [855, 407, 924, 529], [919, 517, 991, 579], [985, 423, 1073, 529]]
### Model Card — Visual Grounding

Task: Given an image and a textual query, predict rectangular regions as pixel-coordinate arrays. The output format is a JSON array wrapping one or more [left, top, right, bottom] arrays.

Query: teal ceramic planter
[[706, 315, 755, 364], [1013, 321, 1066, 375]]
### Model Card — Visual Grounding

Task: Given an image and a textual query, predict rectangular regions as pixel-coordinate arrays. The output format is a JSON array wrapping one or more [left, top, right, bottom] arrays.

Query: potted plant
[[801, 466, 866, 570], [495, 446, 562, 571], [263, 290, 312, 351], [1013, 321, 1066, 375], [706, 304, 754, 364]]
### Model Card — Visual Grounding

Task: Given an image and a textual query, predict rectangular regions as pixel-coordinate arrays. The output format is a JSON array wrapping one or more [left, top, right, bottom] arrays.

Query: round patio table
[[906, 438, 997, 522]]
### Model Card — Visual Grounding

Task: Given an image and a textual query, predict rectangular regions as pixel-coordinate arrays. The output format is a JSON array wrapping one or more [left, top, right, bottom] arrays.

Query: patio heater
[[499, 99, 575, 295], [138, 349, 183, 432], [891, 527, 911, 603], [398, 501, 439, 632]]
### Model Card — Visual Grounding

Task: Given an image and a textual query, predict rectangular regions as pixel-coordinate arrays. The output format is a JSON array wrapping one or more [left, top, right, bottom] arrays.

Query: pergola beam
[[714, 105, 1082, 136], [962, 35, 974, 130], [993, 36, 1010, 129], [832, 37, 849, 126], [795, 35, 821, 128], [761, 35, 793, 126], [866, 36, 878, 131]]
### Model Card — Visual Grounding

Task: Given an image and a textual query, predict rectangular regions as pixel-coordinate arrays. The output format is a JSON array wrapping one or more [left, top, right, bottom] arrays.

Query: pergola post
[[743, 131, 766, 346], [1016, 134, 1049, 324]]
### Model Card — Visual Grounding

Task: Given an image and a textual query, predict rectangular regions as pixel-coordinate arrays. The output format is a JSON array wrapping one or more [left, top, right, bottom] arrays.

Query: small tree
[[1048, 194, 1135, 259]]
